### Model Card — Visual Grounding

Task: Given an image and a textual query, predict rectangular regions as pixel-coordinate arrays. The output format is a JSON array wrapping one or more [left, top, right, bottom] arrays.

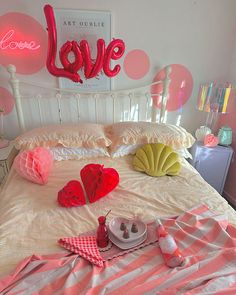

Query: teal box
[[218, 126, 232, 146]]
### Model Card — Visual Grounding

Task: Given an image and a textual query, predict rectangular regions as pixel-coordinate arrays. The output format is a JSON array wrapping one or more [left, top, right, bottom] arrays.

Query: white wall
[[217, 20, 236, 205], [1, 0, 236, 138]]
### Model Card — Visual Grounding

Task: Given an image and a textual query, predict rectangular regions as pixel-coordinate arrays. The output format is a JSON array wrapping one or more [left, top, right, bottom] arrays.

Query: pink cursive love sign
[[0, 12, 47, 74], [0, 29, 40, 51]]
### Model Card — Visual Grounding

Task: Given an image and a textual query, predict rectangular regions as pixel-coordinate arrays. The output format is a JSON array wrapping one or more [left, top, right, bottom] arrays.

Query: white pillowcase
[[50, 147, 109, 161], [174, 148, 192, 159], [14, 123, 111, 150], [110, 144, 192, 159], [109, 144, 142, 158], [105, 122, 195, 153]]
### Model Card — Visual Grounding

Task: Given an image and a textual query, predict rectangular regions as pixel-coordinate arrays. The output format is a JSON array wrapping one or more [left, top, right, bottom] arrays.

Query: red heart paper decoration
[[204, 134, 219, 147], [58, 180, 86, 208], [80, 164, 119, 203]]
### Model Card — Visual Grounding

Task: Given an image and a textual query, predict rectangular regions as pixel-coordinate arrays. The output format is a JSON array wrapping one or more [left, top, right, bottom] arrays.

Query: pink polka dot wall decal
[[0, 87, 15, 115], [0, 12, 47, 74], [151, 64, 193, 112], [124, 49, 150, 79]]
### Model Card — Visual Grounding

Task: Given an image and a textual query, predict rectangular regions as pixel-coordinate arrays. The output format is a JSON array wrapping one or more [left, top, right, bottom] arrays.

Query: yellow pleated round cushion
[[133, 143, 181, 177]]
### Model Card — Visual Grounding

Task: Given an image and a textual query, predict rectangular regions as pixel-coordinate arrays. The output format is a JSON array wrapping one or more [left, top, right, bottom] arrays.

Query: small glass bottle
[[96, 216, 109, 248], [156, 219, 184, 268]]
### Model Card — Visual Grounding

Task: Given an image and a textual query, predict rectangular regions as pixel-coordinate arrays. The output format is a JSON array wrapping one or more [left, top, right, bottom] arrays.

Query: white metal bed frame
[[7, 64, 171, 133]]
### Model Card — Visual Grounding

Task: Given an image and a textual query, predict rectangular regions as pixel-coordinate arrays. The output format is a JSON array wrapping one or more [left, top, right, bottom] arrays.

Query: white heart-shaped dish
[[109, 217, 147, 243], [109, 230, 147, 250]]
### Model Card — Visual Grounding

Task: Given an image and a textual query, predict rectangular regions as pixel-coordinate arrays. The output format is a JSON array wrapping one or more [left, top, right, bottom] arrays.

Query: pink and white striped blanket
[[1, 204, 236, 295]]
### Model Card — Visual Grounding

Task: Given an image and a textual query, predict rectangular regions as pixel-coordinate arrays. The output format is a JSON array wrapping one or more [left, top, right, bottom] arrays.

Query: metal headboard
[[7, 64, 171, 133]]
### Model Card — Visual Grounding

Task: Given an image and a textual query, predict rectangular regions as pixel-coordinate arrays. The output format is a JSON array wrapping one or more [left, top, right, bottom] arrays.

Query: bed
[[0, 65, 236, 294]]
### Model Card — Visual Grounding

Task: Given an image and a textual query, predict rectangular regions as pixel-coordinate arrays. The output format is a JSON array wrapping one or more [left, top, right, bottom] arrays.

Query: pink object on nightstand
[[203, 134, 219, 147]]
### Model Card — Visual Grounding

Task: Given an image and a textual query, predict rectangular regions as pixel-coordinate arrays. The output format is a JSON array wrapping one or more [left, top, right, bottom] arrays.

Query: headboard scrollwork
[[7, 64, 171, 132]]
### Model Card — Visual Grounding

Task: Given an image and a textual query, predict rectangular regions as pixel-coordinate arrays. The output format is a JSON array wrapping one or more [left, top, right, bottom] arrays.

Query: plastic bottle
[[156, 219, 184, 267], [96, 216, 109, 248]]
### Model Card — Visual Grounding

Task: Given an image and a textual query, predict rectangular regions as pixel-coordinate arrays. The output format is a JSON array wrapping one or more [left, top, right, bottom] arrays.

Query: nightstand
[[0, 142, 18, 185], [189, 142, 233, 195]]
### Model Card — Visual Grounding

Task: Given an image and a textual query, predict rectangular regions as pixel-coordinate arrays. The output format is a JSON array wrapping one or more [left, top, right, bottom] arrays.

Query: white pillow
[[109, 144, 142, 158], [105, 122, 195, 153], [50, 147, 109, 161], [14, 123, 111, 150], [110, 144, 192, 159]]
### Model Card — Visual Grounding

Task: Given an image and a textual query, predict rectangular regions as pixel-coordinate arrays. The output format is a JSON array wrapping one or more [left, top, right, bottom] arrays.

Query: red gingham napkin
[[58, 236, 103, 267]]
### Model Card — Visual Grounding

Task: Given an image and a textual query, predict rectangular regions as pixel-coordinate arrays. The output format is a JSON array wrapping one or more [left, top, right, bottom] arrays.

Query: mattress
[[0, 155, 235, 278]]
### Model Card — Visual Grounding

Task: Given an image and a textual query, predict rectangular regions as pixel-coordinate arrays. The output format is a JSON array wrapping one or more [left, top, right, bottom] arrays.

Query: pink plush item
[[13, 147, 53, 184], [58, 180, 86, 208], [81, 164, 119, 203], [203, 134, 219, 147]]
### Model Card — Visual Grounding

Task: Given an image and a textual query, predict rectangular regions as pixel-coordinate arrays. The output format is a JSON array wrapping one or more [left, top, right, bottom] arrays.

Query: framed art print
[[55, 9, 111, 91]]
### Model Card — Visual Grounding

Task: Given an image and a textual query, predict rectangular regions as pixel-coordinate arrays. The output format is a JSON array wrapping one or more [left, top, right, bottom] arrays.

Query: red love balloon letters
[[103, 39, 125, 77], [89, 39, 106, 78], [80, 39, 106, 79], [79, 40, 92, 79], [44, 5, 125, 83], [59, 41, 83, 74], [44, 5, 83, 83]]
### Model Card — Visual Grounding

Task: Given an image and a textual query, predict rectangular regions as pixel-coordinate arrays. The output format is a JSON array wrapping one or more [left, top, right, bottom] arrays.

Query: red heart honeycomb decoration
[[58, 180, 86, 208], [204, 134, 219, 147], [80, 164, 119, 203], [13, 147, 53, 184]]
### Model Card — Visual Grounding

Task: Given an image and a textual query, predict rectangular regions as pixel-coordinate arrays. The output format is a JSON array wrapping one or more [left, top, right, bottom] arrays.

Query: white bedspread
[[0, 156, 235, 278]]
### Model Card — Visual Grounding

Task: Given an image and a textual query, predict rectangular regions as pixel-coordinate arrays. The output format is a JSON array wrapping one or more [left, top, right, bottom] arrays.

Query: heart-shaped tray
[[109, 217, 147, 243], [109, 230, 147, 250]]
